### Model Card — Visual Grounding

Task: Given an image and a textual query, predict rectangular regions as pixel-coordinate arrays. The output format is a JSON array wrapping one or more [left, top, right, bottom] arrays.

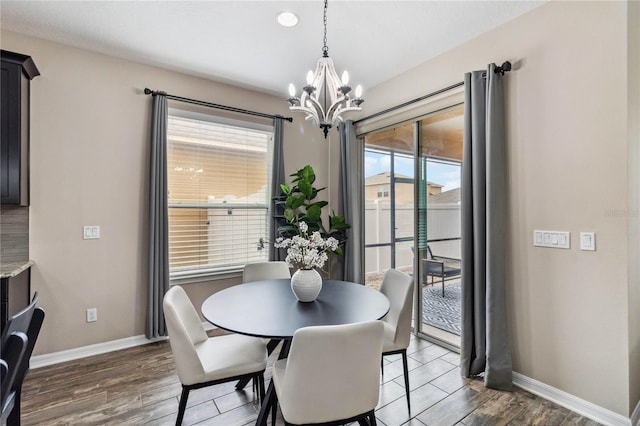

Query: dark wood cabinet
[[1, 50, 39, 206], [1, 266, 31, 332]]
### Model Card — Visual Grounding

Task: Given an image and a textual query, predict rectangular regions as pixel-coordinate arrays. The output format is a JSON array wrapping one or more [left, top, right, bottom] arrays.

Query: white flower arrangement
[[274, 221, 339, 270]]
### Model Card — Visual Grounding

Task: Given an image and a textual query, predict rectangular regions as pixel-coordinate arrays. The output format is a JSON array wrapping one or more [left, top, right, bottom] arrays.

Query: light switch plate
[[83, 226, 100, 240], [580, 232, 596, 251], [533, 230, 570, 249]]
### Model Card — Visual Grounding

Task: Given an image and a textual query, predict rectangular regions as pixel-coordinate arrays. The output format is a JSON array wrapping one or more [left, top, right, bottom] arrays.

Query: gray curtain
[[460, 64, 513, 390], [146, 92, 170, 339], [338, 120, 364, 283], [269, 117, 286, 261]]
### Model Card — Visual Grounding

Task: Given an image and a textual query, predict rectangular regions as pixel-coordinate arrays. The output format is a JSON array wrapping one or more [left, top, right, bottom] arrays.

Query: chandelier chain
[[322, 0, 328, 57]]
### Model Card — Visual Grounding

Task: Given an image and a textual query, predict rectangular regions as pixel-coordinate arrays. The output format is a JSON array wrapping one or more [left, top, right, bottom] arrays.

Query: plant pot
[[291, 268, 322, 302]]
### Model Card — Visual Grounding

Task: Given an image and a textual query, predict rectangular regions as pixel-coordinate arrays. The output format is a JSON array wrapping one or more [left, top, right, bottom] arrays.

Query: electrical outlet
[[86, 308, 97, 323]]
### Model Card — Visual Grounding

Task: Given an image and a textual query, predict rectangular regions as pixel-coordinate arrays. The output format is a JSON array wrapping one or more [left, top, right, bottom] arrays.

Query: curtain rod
[[143, 88, 293, 122], [354, 61, 512, 125], [354, 81, 463, 124]]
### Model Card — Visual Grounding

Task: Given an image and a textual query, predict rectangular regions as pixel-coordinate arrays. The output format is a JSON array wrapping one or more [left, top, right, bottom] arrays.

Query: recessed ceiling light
[[277, 11, 299, 27]]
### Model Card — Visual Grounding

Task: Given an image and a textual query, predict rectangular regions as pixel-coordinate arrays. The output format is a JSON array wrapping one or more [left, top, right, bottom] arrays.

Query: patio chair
[[422, 245, 461, 297]]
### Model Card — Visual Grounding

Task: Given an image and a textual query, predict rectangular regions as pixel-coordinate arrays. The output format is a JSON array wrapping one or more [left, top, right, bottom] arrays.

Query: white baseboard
[[30, 322, 217, 370], [513, 372, 632, 426], [631, 399, 640, 426], [30, 334, 163, 369]]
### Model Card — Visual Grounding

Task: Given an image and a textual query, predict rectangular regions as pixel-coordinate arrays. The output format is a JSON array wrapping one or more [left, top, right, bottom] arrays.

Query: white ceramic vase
[[290, 268, 322, 302]]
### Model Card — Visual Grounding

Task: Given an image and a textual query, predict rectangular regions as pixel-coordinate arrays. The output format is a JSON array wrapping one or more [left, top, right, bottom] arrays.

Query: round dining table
[[201, 278, 390, 426]]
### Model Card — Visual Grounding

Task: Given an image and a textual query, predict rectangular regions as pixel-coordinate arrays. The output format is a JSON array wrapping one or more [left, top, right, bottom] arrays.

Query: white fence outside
[[364, 201, 461, 274]]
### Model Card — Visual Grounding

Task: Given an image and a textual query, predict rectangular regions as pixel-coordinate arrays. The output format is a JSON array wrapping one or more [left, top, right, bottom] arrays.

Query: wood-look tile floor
[[21, 334, 601, 426]]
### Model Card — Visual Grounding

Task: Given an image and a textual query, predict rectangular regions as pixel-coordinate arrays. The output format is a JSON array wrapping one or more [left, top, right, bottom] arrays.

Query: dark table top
[[201, 279, 390, 340]]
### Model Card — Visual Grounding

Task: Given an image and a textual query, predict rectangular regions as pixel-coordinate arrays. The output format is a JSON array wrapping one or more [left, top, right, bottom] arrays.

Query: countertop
[[0, 260, 34, 279]]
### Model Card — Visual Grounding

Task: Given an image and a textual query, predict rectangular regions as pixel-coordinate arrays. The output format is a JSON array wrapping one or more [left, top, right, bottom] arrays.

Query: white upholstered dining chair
[[243, 260, 292, 359], [163, 286, 268, 425], [271, 321, 384, 426], [243, 261, 291, 283], [379, 268, 414, 413]]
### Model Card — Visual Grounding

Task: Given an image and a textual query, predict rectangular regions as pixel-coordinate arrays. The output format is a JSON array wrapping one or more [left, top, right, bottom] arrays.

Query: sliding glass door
[[362, 104, 464, 348]]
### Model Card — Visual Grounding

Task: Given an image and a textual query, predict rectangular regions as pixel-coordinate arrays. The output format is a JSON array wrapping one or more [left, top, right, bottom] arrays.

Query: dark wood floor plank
[[18, 336, 600, 426], [460, 389, 526, 426], [561, 411, 603, 425], [508, 394, 576, 426], [416, 386, 492, 426]]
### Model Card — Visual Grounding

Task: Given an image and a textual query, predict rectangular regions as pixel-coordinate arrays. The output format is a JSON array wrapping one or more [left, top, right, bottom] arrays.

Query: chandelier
[[287, 0, 364, 138]]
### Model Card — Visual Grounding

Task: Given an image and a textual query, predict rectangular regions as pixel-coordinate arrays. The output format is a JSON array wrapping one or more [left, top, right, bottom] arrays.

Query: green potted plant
[[274, 165, 350, 301], [276, 165, 350, 250]]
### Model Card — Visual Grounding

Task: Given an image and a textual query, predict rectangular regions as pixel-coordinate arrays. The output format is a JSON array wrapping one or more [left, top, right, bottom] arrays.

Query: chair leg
[[369, 410, 378, 426], [271, 392, 277, 426], [258, 373, 265, 403], [441, 275, 445, 297], [7, 385, 21, 425], [176, 386, 190, 426], [401, 350, 411, 414], [380, 357, 384, 375], [252, 377, 257, 400]]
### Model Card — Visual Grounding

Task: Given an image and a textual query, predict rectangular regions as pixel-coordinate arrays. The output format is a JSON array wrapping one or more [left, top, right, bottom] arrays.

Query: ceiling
[[0, 1, 544, 97]]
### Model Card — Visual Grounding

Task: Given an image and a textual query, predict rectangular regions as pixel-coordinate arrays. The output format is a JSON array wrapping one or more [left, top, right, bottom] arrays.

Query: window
[[377, 185, 389, 198], [167, 109, 273, 281]]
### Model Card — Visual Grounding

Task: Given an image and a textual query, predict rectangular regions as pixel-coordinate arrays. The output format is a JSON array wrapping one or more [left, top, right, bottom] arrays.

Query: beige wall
[[0, 30, 329, 356], [627, 0, 640, 415], [355, 1, 635, 418]]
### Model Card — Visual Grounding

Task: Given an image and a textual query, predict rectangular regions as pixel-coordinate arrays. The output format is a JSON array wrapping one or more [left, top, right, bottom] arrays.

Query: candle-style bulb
[[306, 70, 314, 85], [355, 85, 363, 98], [341, 70, 350, 85], [288, 83, 296, 97]]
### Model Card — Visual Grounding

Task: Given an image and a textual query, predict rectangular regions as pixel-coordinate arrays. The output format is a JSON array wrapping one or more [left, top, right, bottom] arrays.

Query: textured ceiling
[[0, 1, 544, 97]]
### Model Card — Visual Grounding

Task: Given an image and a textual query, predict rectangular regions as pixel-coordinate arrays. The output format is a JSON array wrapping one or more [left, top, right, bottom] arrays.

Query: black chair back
[[0, 292, 45, 424], [1, 293, 38, 344], [0, 332, 28, 422]]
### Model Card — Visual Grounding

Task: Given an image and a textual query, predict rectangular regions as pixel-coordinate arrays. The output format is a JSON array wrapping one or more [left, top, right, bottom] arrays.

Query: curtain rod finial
[[144, 88, 153, 95], [495, 61, 512, 75]]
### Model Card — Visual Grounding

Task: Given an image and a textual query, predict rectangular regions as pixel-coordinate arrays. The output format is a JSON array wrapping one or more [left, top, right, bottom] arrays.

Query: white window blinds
[[167, 110, 273, 279]]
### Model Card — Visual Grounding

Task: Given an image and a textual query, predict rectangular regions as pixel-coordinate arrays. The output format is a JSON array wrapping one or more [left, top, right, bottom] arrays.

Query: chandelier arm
[[330, 105, 362, 125], [304, 95, 330, 123], [292, 91, 324, 126], [290, 105, 320, 124], [325, 95, 348, 119]]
